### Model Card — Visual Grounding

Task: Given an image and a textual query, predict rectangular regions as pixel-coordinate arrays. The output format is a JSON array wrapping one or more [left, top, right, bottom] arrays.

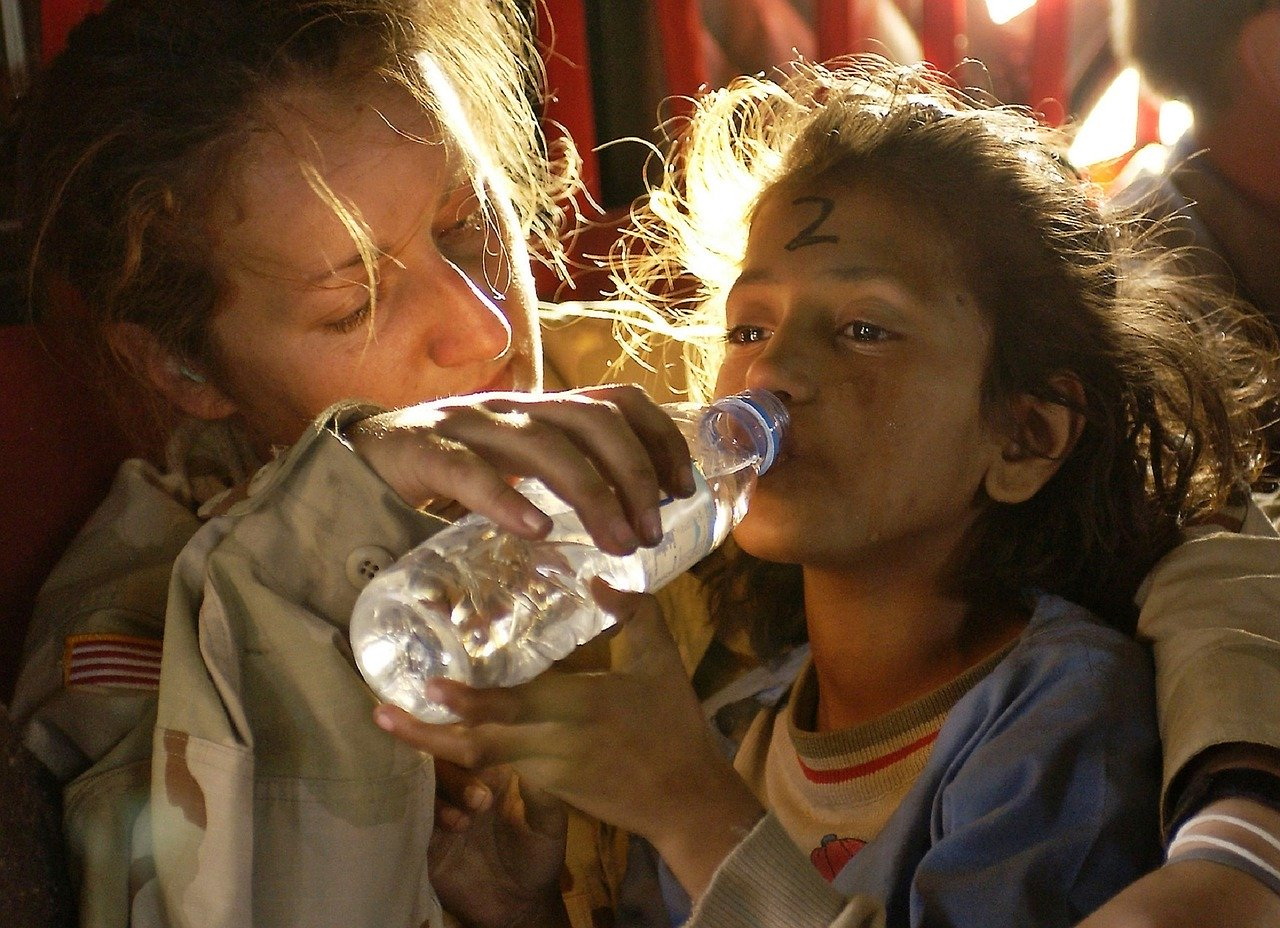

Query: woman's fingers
[[578, 384, 699, 499], [483, 393, 670, 546], [478, 401, 659, 553], [349, 388, 695, 557], [346, 418, 554, 539]]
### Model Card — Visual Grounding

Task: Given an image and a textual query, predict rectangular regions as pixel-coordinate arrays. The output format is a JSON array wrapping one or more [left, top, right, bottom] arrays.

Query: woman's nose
[[426, 258, 514, 367]]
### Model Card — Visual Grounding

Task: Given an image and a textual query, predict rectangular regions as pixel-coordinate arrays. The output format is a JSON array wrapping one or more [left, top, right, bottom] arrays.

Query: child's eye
[[726, 324, 770, 345], [843, 320, 892, 342], [326, 300, 372, 334]]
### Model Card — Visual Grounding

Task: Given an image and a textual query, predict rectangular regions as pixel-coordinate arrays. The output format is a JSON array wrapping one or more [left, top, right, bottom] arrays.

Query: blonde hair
[[19, 0, 575, 393]]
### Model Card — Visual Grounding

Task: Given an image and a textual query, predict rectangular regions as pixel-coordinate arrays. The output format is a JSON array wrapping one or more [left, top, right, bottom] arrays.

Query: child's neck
[[801, 565, 1027, 733]]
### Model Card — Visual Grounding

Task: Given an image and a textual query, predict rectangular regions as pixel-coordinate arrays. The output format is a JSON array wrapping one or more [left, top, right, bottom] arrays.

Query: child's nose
[[746, 338, 813, 403]]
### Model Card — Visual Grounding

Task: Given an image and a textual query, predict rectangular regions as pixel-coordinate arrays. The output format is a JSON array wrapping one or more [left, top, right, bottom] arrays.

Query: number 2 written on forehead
[[784, 196, 840, 251]]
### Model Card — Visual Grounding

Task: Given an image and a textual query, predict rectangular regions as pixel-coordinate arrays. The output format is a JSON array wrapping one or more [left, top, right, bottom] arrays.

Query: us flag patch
[[63, 634, 162, 690]]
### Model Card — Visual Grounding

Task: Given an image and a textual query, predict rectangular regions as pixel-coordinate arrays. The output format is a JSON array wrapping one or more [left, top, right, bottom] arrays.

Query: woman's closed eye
[[435, 187, 490, 257], [325, 297, 373, 334], [437, 199, 511, 297], [438, 207, 486, 248]]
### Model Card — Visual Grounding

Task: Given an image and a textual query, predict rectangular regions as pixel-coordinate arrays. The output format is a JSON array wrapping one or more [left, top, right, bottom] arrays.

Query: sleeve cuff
[[1169, 766, 1280, 837], [206, 402, 449, 625], [687, 813, 851, 928]]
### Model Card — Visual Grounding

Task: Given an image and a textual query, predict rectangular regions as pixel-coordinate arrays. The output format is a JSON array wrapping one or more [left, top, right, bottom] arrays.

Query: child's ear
[[106, 322, 238, 421], [1240, 7, 1280, 106], [984, 374, 1085, 505]]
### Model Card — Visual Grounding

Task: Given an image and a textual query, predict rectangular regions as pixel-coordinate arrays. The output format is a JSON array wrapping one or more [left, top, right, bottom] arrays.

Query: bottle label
[[637, 468, 717, 589]]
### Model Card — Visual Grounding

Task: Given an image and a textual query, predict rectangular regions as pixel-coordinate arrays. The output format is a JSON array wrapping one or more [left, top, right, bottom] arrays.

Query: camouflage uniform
[[10, 317, 650, 928]]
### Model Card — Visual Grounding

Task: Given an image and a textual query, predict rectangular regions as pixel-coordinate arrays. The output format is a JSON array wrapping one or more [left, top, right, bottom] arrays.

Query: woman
[[8, 2, 690, 925]]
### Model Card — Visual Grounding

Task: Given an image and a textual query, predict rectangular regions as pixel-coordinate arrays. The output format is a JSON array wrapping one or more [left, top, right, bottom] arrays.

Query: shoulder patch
[[63, 634, 163, 690]]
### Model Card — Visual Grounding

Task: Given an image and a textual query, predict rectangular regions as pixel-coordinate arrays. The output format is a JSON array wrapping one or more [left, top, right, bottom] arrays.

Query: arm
[[377, 583, 890, 928], [1133, 499, 1280, 823], [375, 582, 765, 899], [1076, 797, 1280, 928], [8, 455, 207, 928], [149, 392, 693, 928], [1084, 496, 1280, 927]]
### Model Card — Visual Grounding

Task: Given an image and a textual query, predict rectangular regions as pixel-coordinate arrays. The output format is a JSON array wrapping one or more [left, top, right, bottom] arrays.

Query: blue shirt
[[832, 594, 1161, 926]]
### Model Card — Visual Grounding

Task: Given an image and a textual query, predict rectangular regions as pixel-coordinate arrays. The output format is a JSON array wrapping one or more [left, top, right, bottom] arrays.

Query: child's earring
[[179, 364, 207, 384]]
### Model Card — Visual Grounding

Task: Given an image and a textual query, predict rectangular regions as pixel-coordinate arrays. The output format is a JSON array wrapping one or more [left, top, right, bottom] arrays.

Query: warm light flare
[[1068, 68, 1198, 169], [987, 0, 1037, 26], [1159, 101, 1194, 146], [1069, 68, 1140, 168]]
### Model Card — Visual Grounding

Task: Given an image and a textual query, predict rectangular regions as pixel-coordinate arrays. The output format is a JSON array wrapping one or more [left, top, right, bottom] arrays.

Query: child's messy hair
[[612, 57, 1277, 639]]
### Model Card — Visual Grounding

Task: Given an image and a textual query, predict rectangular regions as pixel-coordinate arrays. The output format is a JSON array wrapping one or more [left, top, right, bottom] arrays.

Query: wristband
[[1168, 811, 1280, 898], [1170, 766, 1280, 836]]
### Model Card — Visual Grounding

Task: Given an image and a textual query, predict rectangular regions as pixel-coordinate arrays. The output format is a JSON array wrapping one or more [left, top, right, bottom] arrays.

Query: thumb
[[589, 578, 682, 672], [511, 770, 568, 839]]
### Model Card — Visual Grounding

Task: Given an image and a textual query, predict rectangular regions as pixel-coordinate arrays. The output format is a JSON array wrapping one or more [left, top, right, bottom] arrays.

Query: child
[[382, 58, 1280, 927]]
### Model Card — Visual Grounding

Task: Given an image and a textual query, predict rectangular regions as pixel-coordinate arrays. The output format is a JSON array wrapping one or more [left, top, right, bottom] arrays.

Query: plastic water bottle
[[350, 389, 789, 722]]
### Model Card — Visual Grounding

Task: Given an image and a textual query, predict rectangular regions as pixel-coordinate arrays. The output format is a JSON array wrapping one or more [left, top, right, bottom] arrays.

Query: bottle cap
[[706, 390, 789, 474]]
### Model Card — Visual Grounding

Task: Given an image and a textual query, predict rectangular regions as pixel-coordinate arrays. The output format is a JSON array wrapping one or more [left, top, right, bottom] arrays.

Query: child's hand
[[373, 581, 765, 900], [432, 757, 496, 833], [428, 765, 570, 928], [345, 385, 696, 557]]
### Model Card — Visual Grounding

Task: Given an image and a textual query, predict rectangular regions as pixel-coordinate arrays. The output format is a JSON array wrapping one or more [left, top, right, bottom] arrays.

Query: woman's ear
[[1239, 7, 1280, 107], [983, 373, 1085, 505], [105, 322, 238, 421]]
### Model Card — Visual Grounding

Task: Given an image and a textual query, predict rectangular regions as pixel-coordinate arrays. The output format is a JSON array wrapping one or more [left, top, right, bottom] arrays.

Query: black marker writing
[[784, 196, 839, 251]]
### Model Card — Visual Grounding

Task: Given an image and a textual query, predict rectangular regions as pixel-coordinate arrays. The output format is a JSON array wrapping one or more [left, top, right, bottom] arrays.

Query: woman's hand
[[374, 582, 765, 900], [428, 765, 571, 928], [346, 385, 696, 557]]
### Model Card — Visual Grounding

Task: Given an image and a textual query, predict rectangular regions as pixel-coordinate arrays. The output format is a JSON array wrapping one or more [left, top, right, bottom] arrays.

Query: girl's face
[[716, 180, 1008, 578], [203, 79, 540, 450]]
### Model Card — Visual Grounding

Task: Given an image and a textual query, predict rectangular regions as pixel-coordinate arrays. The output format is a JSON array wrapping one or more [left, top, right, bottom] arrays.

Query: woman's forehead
[[213, 82, 469, 283], [256, 79, 450, 168]]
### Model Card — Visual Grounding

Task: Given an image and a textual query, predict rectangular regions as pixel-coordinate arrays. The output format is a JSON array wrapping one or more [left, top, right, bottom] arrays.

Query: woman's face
[[716, 180, 1007, 579], [202, 79, 540, 450]]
